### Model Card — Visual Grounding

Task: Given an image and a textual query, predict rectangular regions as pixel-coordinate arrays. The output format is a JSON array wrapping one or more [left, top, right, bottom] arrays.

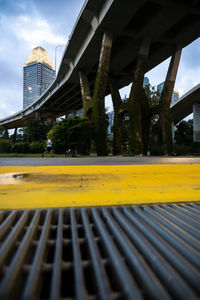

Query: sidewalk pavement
[[0, 160, 200, 210], [0, 156, 200, 166]]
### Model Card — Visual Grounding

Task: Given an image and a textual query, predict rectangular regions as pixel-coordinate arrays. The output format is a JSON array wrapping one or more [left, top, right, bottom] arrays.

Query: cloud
[[0, 0, 29, 16], [175, 64, 200, 96], [18, 15, 29, 23], [0, 103, 6, 109], [146, 59, 170, 89], [32, 0, 84, 30], [145, 38, 200, 97], [13, 15, 67, 47], [0, 0, 86, 120], [0, 86, 22, 119], [0, 15, 6, 24], [14, 1, 27, 12]]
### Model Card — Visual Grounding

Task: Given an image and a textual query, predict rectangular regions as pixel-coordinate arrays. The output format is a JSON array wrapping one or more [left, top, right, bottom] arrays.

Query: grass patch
[[0, 153, 65, 158], [0, 153, 97, 158]]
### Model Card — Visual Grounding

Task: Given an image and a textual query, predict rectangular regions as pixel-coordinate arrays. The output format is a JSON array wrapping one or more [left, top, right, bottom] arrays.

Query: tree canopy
[[23, 117, 51, 142], [175, 119, 193, 147], [0, 126, 9, 139], [48, 116, 93, 154]]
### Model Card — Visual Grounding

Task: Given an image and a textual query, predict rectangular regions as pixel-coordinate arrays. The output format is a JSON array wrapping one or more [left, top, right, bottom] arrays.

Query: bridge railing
[[179, 83, 200, 102]]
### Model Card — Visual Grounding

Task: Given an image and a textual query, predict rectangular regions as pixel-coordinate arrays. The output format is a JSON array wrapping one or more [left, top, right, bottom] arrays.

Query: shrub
[[0, 139, 12, 153], [49, 116, 93, 154], [149, 144, 164, 156], [173, 143, 188, 155], [29, 141, 45, 153], [190, 142, 200, 154], [11, 142, 30, 153]]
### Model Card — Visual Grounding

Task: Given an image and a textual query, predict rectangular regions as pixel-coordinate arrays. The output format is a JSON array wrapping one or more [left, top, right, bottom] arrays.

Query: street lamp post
[[55, 45, 65, 75]]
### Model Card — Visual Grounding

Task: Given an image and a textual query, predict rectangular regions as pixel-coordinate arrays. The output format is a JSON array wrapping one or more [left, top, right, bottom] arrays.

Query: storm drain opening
[[0, 202, 200, 299]]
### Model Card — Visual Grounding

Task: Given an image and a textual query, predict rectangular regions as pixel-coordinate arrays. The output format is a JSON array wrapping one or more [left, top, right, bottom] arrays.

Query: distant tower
[[157, 81, 165, 93], [157, 81, 179, 107], [143, 77, 149, 87], [171, 91, 179, 106], [23, 46, 55, 109]]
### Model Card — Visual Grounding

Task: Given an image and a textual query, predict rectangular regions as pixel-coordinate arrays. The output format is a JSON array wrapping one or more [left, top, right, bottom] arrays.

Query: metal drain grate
[[0, 203, 200, 299]]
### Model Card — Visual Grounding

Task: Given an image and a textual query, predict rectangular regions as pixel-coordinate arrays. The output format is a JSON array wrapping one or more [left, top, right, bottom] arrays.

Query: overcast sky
[[0, 0, 200, 120]]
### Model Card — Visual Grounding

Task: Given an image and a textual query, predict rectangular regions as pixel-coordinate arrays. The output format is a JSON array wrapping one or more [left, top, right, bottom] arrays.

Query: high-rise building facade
[[143, 77, 149, 87], [157, 81, 179, 107], [171, 91, 179, 106], [157, 82, 165, 93], [23, 46, 55, 108]]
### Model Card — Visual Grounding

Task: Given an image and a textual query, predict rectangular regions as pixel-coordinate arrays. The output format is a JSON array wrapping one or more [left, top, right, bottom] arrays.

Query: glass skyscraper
[[23, 46, 55, 108], [157, 81, 179, 107]]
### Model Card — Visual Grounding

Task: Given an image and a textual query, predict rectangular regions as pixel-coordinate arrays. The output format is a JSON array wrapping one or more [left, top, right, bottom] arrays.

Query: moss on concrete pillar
[[128, 38, 151, 155], [113, 112, 125, 155], [79, 71, 92, 117], [159, 48, 182, 155], [193, 103, 200, 142], [92, 33, 112, 156]]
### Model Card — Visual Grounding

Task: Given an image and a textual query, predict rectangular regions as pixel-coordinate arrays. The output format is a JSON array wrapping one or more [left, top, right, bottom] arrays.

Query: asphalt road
[[0, 156, 200, 166]]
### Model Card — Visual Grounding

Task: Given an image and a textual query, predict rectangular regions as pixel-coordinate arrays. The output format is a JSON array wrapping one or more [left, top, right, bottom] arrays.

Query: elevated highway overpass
[[1, 0, 200, 130], [171, 84, 200, 141], [171, 84, 200, 124]]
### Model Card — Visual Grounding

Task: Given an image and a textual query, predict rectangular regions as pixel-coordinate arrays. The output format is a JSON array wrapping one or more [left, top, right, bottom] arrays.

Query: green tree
[[121, 113, 131, 154], [48, 116, 93, 154], [0, 126, 5, 138], [0, 126, 9, 139], [144, 85, 161, 154], [172, 120, 194, 155], [22, 117, 51, 142], [175, 120, 193, 147], [144, 85, 160, 108], [0, 139, 12, 153]]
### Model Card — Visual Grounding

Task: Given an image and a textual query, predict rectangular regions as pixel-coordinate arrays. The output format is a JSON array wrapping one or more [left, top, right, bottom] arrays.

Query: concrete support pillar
[[109, 78, 125, 155], [35, 111, 41, 120], [3, 128, 9, 139], [171, 122, 175, 144], [128, 38, 151, 155], [50, 116, 56, 127], [79, 71, 92, 117], [193, 103, 200, 142], [93, 32, 112, 156], [159, 48, 182, 155], [12, 128, 18, 143]]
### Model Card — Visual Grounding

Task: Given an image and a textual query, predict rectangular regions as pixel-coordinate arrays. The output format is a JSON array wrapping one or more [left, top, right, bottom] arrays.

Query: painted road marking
[[0, 164, 200, 209]]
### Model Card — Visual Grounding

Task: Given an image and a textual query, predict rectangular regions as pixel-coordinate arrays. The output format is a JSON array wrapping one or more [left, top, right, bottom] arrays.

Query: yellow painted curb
[[0, 164, 200, 209]]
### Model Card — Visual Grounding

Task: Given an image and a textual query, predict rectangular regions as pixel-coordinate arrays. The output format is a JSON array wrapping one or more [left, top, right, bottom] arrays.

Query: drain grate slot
[[0, 203, 200, 299]]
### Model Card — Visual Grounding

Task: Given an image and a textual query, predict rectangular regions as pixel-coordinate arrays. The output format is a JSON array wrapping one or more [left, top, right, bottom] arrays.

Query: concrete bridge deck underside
[[1, 0, 200, 128]]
